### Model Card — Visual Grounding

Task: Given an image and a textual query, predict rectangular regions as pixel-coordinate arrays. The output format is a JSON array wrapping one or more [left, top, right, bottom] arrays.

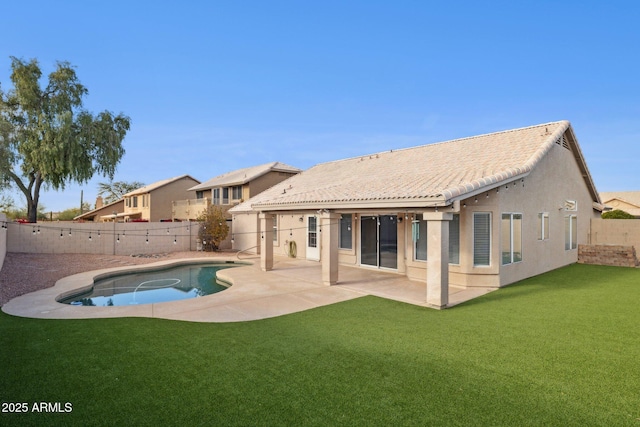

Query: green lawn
[[2, 264, 640, 426]]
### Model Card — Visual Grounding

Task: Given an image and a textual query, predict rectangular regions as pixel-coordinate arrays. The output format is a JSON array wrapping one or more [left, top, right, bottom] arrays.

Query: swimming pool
[[59, 263, 238, 307]]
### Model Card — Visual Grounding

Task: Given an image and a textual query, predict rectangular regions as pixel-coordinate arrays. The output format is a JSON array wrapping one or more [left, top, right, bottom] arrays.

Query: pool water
[[61, 264, 235, 307]]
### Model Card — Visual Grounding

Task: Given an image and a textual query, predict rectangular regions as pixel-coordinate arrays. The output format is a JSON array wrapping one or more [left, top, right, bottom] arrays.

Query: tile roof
[[123, 175, 200, 197], [189, 162, 302, 191], [600, 191, 640, 215], [233, 120, 600, 212], [600, 191, 640, 208]]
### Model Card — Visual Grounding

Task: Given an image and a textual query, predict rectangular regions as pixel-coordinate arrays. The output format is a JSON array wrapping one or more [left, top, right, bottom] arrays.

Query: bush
[[197, 205, 229, 251], [602, 209, 636, 219]]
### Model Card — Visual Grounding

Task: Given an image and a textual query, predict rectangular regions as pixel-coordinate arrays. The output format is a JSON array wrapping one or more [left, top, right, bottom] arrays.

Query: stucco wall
[[0, 214, 7, 271], [248, 171, 297, 197], [150, 177, 200, 221], [6, 221, 201, 255]]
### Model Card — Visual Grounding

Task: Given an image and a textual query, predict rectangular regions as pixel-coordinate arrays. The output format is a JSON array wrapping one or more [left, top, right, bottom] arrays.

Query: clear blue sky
[[2, 0, 639, 212]]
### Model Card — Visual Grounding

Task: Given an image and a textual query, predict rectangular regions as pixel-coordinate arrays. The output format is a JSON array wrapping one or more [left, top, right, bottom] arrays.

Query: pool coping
[[1, 257, 367, 322]]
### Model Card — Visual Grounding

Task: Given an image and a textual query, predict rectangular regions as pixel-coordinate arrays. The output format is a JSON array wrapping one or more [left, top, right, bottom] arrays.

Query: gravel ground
[[0, 251, 235, 307]]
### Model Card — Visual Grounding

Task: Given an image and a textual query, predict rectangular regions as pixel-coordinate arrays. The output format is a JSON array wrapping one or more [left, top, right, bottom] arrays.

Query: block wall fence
[[590, 218, 640, 249], [5, 221, 202, 256]]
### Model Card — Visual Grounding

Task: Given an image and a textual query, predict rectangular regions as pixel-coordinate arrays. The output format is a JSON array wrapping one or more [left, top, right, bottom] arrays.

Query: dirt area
[[0, 251, 236, 306]]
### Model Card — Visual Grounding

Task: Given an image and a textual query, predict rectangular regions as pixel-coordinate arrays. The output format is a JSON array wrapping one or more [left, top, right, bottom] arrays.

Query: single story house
[[230, 120, 602, 308], [600, 191, 640, 217], [173, 162, 301, 221], [74, 197, 125, 222]]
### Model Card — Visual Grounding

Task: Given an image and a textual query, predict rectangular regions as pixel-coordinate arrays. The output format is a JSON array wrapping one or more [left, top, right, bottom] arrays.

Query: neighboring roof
[[74, 199, 124, 220], [123, 175, 200, 197], [189, 162, 301, 191], [232, 121, 601, 212], [600, 191, 640, 208], [600, 191, 640, 216]]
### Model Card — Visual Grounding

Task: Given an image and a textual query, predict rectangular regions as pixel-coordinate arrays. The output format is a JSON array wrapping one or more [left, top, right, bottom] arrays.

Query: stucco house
[[230, 120, 602, 308], [172, 162, 301, 221], [600, 191, 640, 217], [121, 175, 200, 222], [74, 197, 125, 222]]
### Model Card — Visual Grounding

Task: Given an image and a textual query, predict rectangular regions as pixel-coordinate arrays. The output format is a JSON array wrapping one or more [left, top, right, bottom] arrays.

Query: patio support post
[[259, 213, 274, 271], [424, 211, 452, 308], [320, 212, 339, 285]]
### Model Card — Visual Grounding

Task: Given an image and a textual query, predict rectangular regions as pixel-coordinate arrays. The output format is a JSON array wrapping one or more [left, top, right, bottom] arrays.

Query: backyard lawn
[[1, 263, 639, 426]]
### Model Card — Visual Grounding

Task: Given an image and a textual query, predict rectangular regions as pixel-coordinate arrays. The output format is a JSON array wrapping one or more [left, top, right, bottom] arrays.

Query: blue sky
[[1, 0, 639, 212]]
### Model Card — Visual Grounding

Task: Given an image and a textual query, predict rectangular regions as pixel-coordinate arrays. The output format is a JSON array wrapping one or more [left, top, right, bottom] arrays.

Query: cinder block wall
[[590, 218, 640, 248], [578, 244, 639, 267], [0, 214, 7, 270], [6, 221, 202, 255]]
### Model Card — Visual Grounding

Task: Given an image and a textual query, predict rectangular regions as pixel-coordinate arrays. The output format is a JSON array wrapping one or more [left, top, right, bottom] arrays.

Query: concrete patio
[[2, 255, 497, 322]]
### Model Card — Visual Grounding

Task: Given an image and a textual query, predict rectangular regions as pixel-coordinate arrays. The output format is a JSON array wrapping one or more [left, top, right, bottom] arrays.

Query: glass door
[[360, 215, 398, 269], [360, 216, 378, 267], [379, 215, 398, 269]]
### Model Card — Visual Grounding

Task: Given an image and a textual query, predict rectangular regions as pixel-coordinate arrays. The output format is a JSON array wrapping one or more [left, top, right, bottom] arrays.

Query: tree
[[0, 57, 130, 222], [57, 202, 92, 221], [97, 180, 145, 204], [602, 209, 636, 219], [197, 205, 229, 251]]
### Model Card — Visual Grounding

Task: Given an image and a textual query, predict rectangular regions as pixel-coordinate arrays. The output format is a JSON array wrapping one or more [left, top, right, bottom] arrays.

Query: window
[[449, 214, 460, 264], [339, 214, 353, 249], [133, 196, 138, 208], [222, 188, 229, 204], [473, 212, 491, 266], [125, 197, 130, 208], [413, 217, 427, 261], [273, 215, 278, 242], [196, 191, 204, 200], [142, 195, 149, 208], [565, 215, 577, 250], [232, 185, 242, 200], [308, 216, 318, 248], [502, 213, 522, 265], [538, 213, 549, 240], [213, 189, 220, 205]]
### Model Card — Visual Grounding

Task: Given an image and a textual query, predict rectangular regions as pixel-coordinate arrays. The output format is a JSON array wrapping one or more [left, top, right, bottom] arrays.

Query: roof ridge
[[312, 120, 569, 167]]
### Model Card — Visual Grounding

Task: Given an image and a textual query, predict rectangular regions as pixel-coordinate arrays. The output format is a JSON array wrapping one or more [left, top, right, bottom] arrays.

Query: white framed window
[[565, 215, 577, 250], [273, 215, 278, 243], [132, 196, 138, 208], [213, 188, 220, 205], [473, 212, 491, 266], [502, 213, 522, 265], [339, 214, 353, 249], [232, 185, 242, 200], [538, 213, 549, 240]]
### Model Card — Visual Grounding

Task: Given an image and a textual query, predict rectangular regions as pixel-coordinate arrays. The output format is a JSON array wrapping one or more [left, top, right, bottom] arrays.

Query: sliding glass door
[[360, 215, 398, 269]]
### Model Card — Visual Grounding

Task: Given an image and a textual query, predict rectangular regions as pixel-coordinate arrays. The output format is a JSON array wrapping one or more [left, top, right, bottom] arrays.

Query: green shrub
[[602, 209, 636, 219]]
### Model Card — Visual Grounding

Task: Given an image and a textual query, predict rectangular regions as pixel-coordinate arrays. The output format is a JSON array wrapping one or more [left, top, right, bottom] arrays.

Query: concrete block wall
[[6, 221, 201, 255], [578, 244, 639, 267], [590, 218, 640, 249]]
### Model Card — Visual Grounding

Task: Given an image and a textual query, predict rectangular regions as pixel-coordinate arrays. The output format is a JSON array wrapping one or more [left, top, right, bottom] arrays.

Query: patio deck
[[2, 255, 497, 322]]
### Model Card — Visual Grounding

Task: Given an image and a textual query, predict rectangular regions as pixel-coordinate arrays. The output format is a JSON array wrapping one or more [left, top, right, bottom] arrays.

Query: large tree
[[97, 180, 145, 204], [0, 57, 130, 222]]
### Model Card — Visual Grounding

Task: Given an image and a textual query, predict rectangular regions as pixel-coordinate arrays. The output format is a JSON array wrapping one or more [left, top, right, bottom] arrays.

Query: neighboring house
[[600, 191, 640, 217], [172, 162, 301, 221], [74, 196, 125, 222], [121, 175, 200, 222], [231, 120, 602, 308]]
